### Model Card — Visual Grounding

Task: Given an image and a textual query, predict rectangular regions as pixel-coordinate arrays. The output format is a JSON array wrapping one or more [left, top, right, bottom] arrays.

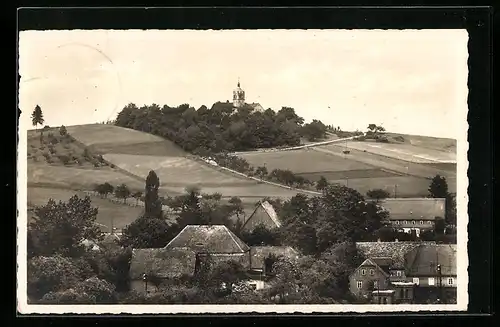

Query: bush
[[50, 137, 59, 145], [110, 164, 116, 168], [58, 155, 71, 165]]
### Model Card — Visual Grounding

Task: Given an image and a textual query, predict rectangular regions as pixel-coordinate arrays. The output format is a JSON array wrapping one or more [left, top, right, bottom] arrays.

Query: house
[[349, 258, 391, 300], [240, 201, 281, 234], [353, 241, 437, 303], [129, 247, 197, 294], [377, 198, 446, 237], [404, 243, 457, 303]]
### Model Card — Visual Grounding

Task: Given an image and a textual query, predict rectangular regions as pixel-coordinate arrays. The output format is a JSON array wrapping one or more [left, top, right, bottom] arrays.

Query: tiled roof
[[377, 198, 446, 220], [129, 247, 196, 280], [249, 246, 299, 270], [356, 241, 436, 269], [404, 244, 457, 276], [164, 225, 250, 253], [372, 257, 393, 269]]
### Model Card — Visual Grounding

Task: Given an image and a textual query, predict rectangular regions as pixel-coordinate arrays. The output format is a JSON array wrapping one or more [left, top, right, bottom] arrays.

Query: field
[[343, 140, 456, 163], [236, 134, 457, 197], [28, 187, 144, 231], [384, 132, 457, 153]]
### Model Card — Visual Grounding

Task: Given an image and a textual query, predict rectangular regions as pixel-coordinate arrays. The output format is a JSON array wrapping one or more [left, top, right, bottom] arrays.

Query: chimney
[[377, 238, 381, 242], [395, 239, 399, 243]]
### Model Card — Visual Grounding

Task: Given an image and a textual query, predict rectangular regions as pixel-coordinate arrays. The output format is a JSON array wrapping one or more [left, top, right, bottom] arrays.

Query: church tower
[[233, 79, 245, 108]]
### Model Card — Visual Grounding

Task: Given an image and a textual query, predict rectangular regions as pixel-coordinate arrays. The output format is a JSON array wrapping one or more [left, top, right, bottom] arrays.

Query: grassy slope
[[66, 124, 300, 199]]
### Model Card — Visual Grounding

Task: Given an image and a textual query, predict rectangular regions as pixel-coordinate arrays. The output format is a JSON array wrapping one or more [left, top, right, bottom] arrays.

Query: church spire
[[237, 77, 240, 88]]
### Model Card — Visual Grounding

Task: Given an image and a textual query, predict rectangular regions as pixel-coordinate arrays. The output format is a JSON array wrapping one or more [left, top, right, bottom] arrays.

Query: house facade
[[353, 241, 438, 304], [377, 198, 446, 237], [349, 258, 390, 299]]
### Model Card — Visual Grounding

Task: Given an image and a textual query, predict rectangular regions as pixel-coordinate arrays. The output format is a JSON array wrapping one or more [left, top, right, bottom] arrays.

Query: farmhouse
[[240, 201, 281, 234], [377, 198, 446, 237], [404, 243, 457, 303], [351, 241, 438, 304], [129, 224, 299, 293]]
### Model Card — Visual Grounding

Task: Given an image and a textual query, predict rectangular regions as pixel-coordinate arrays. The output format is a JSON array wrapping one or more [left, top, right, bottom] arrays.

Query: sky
[[18, 29, 468, 139]]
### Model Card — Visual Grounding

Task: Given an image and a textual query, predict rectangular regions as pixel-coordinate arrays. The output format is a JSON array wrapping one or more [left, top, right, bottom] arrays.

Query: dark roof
[[378, 198, 446, 220], [404, 244, 457, 276], [372, 257, 393, 269], [241, 201, 281, 232], [164, 225, 250, 253], [356, 241, 436, 269], [249, 246, 299, 270], [129, 247, 196, 280]]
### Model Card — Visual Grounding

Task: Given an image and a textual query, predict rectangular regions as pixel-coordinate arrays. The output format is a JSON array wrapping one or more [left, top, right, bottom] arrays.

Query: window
[[361, 269, 366, 276], [357, 281, 362, 289], [402, 220, 407, 224], [413, 278, 420, 285], [395, 220, 400, 225], [370, 269, 374, 276], [249, 283, 257, 290], [396, 270, 402, 277], [428, 277, 435, 286], [373, 280, 378, 289], [412, 220, 416, 225], [448, 278, 454, 285], [420, 220, 424, 225]]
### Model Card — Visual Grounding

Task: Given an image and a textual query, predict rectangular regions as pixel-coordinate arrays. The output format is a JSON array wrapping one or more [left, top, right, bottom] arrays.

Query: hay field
[[28, 187, 143, 231], [386, 133, 457, 153]]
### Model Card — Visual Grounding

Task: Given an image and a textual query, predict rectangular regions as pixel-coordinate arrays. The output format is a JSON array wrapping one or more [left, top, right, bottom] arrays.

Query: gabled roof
[[357, 258, 389, 277], [377, 198, 446, 220], [356, 241, 436, 269], [249, 246, 299, 270], [242, 201, 281, 231], [404, 244, 457, 276], [129, 247, 196, 280], [164, 225, 250, 253]]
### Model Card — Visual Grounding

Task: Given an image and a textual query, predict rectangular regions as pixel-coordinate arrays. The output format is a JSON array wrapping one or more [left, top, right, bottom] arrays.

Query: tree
[[27, 254, 91, 300], [115, 184, 131, 204], [208, 260, 247, 294], [120, 215, 179, 248], [240, 224, 281, 246], [31, 105, 45, 132], [102, 182, 114, 198], [434, 217, 446, 235], [145, 170, 162, 218], [59, 125, 68, 136], [316, 176, 329, 191], [366, 189, 391, 201], [428, 175, 456, 225], [76, 276, 117, 303], [428, 175, 448, 198], [301, 120, 327, 141], [132, 191, 143, 205], [255, 166, 268, 179], [28, 195, 102, 257]]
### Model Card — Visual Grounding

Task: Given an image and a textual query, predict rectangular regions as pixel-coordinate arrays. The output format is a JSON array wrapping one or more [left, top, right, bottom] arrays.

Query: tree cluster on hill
[[428, 174, 457, 226], [114, 102, 329, 155]]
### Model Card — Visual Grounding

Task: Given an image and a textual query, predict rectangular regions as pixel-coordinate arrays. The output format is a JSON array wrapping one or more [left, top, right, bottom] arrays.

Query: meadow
[[28, 187, 144, 232]]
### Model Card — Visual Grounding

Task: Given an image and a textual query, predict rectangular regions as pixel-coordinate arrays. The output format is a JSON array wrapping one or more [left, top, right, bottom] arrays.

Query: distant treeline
[[114, 102, 329, 155]]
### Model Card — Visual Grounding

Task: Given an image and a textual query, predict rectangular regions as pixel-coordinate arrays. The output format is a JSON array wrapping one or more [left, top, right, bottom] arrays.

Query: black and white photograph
[[17, 28, 469, 313]]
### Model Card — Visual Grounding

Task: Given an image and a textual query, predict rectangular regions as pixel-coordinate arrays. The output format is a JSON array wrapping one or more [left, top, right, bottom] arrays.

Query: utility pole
[[394, 184, 398, 198], [346, 177, 349, 188], [437, 264, 442, 303]]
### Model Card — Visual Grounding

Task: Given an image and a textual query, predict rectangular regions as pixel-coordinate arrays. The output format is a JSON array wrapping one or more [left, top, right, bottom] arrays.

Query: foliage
[[145, 170, 162, 218], [366, 188, 391, 200], [59, 125, 68, 136], [316, 176, 329, 191], [301, 119, 327, 142], [27, 254, 92, 300], [28, 195, 102, 258], [115, 183, 131, 203], [31, 105, 45, 131], [114, 102, 312, 153], [239, 224, 282, 246], [120, 215, 179, 248], [94, 182, 114, 198], [428, 175, 457, 226]]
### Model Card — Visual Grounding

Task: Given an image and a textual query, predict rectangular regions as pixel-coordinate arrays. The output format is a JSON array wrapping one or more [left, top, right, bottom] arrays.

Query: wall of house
[[372, 293, 394, 304], [242, 206, 277, 232], [409, 276, 457, 287], [392, 286, 415, 304], [391, 220, 434, 230], [349, 264, 389, 298], [389, 269, 409, 282]]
